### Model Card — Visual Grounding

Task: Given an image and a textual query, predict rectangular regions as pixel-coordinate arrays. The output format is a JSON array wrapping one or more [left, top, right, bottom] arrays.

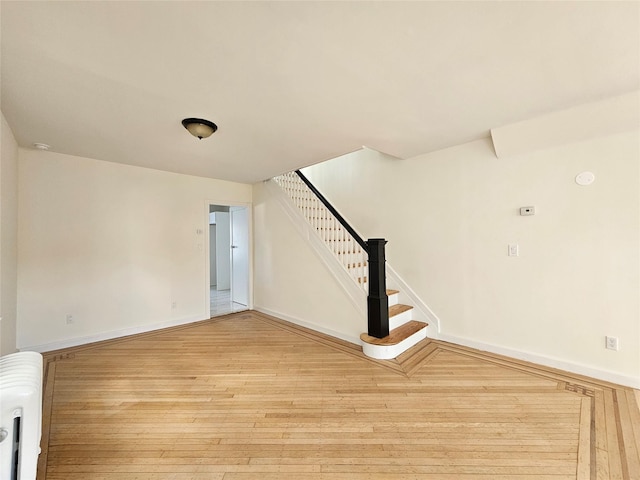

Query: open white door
[[230, 207, 249, 306]]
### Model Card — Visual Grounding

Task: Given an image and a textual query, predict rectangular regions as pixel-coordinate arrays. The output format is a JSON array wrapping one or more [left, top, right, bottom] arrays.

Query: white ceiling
[[2, 1, 638, 184]]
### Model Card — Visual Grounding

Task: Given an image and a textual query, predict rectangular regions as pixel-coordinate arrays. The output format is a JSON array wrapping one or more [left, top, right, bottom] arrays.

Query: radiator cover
[[0, 351, 44, 480]]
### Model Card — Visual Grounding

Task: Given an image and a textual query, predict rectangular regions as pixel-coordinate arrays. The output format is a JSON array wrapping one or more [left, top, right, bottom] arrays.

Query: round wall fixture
[[575, 171, 595, 186], [182, 118, 218, 139]]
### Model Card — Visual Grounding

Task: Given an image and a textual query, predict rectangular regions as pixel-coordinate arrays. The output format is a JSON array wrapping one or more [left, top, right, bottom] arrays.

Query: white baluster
[[274, 171, 371, 293]]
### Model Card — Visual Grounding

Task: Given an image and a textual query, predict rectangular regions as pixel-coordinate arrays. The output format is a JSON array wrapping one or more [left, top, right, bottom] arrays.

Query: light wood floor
[[38, 311, 640, 480]]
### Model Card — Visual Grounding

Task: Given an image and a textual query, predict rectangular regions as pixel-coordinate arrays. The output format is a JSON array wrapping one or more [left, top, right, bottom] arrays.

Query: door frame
[[204, 200, 253, 316]]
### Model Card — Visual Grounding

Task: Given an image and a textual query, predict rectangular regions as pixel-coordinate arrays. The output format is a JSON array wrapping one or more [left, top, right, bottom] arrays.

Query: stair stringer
[[385, 263, 441, 339], [265, 179, 367, 317]]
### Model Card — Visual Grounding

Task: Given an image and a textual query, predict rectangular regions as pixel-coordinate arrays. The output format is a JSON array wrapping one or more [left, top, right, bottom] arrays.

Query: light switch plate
[[520, 206, 535, 216]]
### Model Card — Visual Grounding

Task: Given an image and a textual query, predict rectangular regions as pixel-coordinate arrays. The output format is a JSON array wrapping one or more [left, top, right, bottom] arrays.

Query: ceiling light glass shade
[[182, 118, 218, 139]]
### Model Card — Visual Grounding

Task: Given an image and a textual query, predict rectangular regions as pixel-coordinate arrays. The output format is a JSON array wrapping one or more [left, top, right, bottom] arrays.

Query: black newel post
[[367, 238, 389, 338]]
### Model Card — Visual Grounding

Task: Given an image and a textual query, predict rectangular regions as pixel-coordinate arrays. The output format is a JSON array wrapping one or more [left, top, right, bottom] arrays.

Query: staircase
[[361, 289, 428, 359], [273, 171, 428, 360]]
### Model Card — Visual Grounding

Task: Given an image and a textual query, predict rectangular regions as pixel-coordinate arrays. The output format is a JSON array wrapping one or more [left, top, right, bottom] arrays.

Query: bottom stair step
[[360, 320, 427, 346], [360, 321, 428, 360]]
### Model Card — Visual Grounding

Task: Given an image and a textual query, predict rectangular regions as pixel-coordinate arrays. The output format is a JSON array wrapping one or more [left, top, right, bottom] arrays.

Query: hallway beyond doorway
[[210, 288, 247, 317]]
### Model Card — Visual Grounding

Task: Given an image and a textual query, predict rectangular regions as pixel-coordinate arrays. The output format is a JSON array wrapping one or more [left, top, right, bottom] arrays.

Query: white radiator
[[0, 351, 44, 480]]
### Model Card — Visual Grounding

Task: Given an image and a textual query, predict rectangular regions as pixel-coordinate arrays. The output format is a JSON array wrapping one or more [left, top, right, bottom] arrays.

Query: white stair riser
[[361, 328, 427, 360], [389, 308, 413, 330], [388, 293, 399, 307]]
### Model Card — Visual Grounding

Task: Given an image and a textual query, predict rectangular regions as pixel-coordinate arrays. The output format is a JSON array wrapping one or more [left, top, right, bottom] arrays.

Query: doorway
[[208, 204, 249, 317]]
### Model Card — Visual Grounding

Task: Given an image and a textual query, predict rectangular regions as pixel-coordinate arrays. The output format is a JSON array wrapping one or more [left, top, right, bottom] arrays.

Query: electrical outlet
[[171, 302, 177, 309], [605, 336, 619, 351], [66, 314, 74, 325], [508, 244, 519, 257]]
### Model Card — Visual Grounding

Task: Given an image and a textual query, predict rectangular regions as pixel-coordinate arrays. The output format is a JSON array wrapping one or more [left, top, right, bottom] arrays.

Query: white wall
[[253, 182, 364, 343], [0, 113, 19, 356], [17, 149, 252, 351], [302, 130, 639, 387]]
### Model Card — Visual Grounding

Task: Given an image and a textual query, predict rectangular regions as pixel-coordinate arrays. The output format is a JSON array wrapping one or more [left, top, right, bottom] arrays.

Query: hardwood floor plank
[[594, 389, 611, 480], [577, 397, 592, 480], [36, 360, 56, 480], [617, 389, 640, 478], [222, 474, 576, 480], [627, 389, 640, 463], [38, 312, 639, 479], [603, 389, 624, 478]]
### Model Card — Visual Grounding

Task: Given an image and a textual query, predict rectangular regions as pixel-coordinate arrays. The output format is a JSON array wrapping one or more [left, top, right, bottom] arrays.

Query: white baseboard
[[438, 333, 640, 389], [254, 306, 361, 346], [19, 314, 207, 353], [22, 305, 637, 389]]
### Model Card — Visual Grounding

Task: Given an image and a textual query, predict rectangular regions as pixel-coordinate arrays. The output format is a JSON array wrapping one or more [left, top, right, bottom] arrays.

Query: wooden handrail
[[294, 170, 368, 252], [293, 170, 389, 339]]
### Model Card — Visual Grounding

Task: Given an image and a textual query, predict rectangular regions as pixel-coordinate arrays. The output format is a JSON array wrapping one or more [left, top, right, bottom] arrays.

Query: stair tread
[[360, 321, 428, 346], [386, 289, 399, 296], [389, 304, 412, 317]]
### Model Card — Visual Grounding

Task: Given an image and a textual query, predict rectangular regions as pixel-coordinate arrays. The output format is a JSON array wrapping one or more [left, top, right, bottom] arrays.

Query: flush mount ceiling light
[[181, 118, 218, 140], [33, 143, 51, 150]]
